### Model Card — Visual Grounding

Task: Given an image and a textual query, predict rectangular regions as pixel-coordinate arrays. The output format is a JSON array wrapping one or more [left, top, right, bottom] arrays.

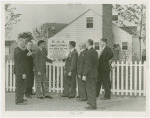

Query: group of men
[[14, 37, 113, 110], [61, 38, 113, 110], [14, 39, 54, 105]]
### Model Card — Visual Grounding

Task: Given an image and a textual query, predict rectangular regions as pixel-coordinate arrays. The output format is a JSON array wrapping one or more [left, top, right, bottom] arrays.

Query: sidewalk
[[5, 92, 146, 111]]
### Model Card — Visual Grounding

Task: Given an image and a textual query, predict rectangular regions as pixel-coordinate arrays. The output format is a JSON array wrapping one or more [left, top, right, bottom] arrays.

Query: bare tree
[[5, 4, 21, 38], [32, 24, 47, 42], [113, 4, 146, 60]]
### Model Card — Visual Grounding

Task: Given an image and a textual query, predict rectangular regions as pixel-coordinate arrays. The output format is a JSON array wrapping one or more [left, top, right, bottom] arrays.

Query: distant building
[[45, 23, 68, 38], [5, 40, 17, 61]]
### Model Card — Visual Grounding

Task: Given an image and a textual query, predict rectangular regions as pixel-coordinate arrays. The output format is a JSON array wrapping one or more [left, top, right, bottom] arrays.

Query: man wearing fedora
[[96, 38, 114, 100], [77, 43, 88, 101], [61, 41, 78, 99]]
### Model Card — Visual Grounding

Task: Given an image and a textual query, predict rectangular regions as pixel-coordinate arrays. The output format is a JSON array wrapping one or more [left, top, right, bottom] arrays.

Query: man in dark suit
[[24, 41, 34, 98], [82, 39, 99, 110], [61, 41, 78, 99], [96, 38, 114, 100], [77, 43, 88, 101], [14, 38, 27, 105], [33, 40, 53, 99]]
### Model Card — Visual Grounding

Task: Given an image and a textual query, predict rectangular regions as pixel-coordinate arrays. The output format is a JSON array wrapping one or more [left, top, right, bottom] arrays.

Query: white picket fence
[[5, 60, 146, 96]]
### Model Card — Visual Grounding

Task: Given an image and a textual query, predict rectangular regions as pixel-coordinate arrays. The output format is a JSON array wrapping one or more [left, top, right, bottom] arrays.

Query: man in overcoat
[[14, 38, 27, 105], [82, 39, 99, 110], [24, 41, 34, 98], [61, 41, 78, 99], [33, 40, 53, 99], [96, 38, 114, 100], [77, 43, 88, 101]]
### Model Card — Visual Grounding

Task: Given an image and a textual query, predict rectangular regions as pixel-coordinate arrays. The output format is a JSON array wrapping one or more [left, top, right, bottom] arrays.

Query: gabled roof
[[5, 40, 16, 46], [49, 9, 137, 39], [49, 9, 102, 38], [120, 26, 138, 36]]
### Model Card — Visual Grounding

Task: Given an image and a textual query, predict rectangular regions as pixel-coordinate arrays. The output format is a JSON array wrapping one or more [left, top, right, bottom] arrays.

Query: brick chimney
[[102, 4, 114, 48]]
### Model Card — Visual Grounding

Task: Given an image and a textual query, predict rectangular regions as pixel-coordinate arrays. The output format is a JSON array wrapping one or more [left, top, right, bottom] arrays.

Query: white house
[[47, 5, 142, 62]]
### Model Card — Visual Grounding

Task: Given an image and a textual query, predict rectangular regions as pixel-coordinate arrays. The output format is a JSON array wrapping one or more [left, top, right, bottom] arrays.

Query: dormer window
[[86, 17, 93, 28]]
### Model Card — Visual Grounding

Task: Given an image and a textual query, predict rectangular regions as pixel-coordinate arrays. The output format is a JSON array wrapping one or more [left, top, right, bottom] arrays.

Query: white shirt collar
[[18, 46, 22, 50], [39, 47, 42, 51], [27, 48, 31, 51], [81, 48, 86, 52], [88, 46, 93, 50], [102, 46, 106, 50], [71, 48, 75, 52]]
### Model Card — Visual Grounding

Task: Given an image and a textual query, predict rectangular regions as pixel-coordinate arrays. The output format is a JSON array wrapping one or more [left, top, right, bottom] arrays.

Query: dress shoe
[[77, 98, 87, 101], [45, 96, 53, 99], [31, 93, 36, 95], [76, 96, 80, 98], [16, 102, 27, 105], [61, 95, 68, 97], [26, 96, 32, 99], [100, 97, 110, 100], [40, 97, 44, 99], [69, 96, 75, 99], [85, 106, 97, 110], [23, 99, 28, 102], [87, 101, 90, 105]]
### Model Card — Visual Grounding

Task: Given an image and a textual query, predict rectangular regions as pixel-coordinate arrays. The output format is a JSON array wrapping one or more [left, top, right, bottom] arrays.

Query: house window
[[122, 42, 128, 50], [86, 17, 93, 28], [94, 42, 100, 50]]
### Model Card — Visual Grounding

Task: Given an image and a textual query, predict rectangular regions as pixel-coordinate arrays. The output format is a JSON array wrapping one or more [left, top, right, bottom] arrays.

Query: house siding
[[132, 36, 140, 61], [112, 24, 133, 61], [49, 10, 103, 52]]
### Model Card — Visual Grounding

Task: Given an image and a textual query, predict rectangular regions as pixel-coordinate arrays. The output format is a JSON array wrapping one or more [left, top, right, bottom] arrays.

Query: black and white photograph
[[1, 0, 149, 117]]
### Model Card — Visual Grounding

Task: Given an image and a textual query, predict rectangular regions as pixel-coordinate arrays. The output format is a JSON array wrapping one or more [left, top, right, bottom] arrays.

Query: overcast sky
[[7, 4, 117, 40]]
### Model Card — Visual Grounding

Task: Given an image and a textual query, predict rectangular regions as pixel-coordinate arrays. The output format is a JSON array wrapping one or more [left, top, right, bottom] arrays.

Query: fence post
[[134, 61, 137, 96], [57, 61, 59, 93], [117, 61, 119, 95], [143, 61, 146, 96], [139, 61, 142, 96], [6, 60, 9, 91], [53, 63, 56, 92], [10, 60, 12, 91], [49, 63, 52, 92], [121, 61, 124, 95], [130, 61, 133, 95], [125, 61, 128, 95], [60, 62, 63, 93], [112, 64, 115, 95]]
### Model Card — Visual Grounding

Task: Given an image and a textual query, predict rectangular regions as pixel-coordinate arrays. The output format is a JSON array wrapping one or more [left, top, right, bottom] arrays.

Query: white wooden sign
[[48, 39, 69, 60]]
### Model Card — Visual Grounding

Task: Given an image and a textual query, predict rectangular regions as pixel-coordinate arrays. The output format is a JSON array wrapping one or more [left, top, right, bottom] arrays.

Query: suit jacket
[[83, 47, 99, 78], [33, 47, 52, 73], [14, 47, 27, 76], [24, 49, 34, 75], [77, 48, 88, 75], [98, 46, 114, 72], [65, 49, 78, 75]]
